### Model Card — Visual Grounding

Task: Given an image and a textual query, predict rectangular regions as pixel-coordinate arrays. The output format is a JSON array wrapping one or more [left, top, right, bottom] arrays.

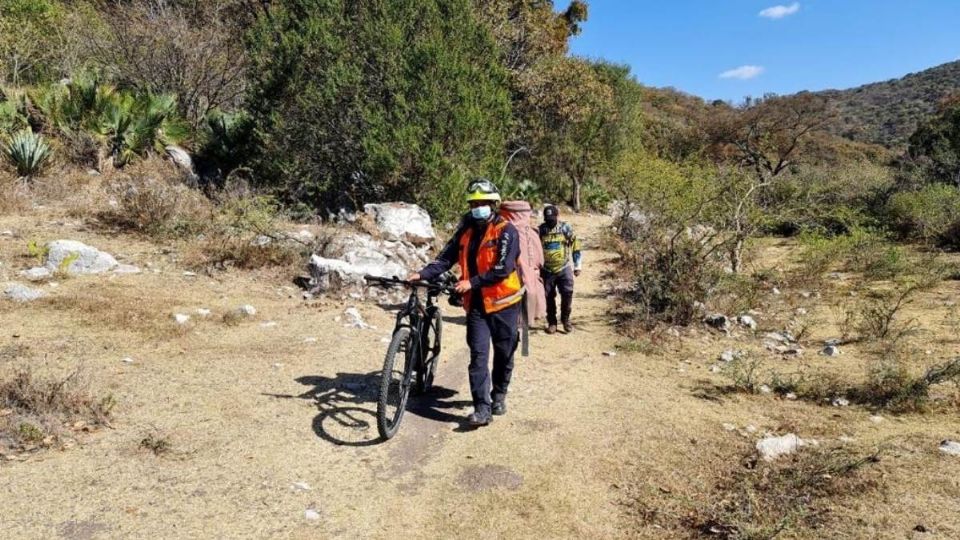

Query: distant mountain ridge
[[813, 60, 960, 148]]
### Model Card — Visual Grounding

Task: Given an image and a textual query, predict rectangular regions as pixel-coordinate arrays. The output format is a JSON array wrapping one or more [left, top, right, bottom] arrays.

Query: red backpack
[[499, 201, 547, 356]]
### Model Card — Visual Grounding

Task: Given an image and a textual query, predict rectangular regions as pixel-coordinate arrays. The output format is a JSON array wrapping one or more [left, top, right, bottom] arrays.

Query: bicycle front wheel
[[377, 327, 414, 440]]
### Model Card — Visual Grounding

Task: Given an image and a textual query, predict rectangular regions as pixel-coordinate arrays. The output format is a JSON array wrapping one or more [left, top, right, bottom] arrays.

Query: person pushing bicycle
[[408, 179, 522, 427]]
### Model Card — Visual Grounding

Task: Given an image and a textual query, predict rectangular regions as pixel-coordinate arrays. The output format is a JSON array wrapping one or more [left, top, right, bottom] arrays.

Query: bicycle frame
[[391, 286, 444, 388]]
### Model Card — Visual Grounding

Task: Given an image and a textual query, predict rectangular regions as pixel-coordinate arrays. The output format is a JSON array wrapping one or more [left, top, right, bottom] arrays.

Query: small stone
[[709, 365, 722, 373], [839, 436, 856, 443], [173, 313, 191, 325], [745, 425, 758, 434], [121, 357, 135, 364], [759, 384, 772, 394], [304, 337, 319, 343], [260, 321, 278, 328], [292, 481, 312, 491], [821, 345, 841, 357], [21, 267, 52, 281], [273, 363, 284, 369], [772, 287, 782, 295], [238, 305, 257, 316], [343, 307, 370, 329], [251, 235, 273, 247], [800, 291, 812, 299], [785, 392, 798, 400], [824, 338, 842, 347], [183, 271, 198, 277], [869, 415, 884, 424], [939, 440, 960, 456], [832, 397, 850, 407], [756, 433, 808, 461], [0, 230, 13, 236], [765, 332, 793, 344], [795, 307, 808, 315], [719, 350, 741, 363], [602, 351, 617, 357], [722, 423, 737, 431], [196, 308, 212, 318], [3, 283, 46, 302], [736, 315, 757, 330], [304, 509, 321, 521]]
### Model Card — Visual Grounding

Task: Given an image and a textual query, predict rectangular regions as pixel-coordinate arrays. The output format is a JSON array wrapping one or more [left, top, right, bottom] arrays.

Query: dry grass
[[0, 367, 114, 455], [686, 444, 885, 539]]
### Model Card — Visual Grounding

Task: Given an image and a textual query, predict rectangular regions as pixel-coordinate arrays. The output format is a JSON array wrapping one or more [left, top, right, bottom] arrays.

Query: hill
[[816, 60, 960, 148]]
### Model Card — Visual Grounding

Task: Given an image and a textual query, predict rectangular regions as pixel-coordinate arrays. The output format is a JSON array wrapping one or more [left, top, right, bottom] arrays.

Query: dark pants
[[543, 266, 575, 325], [466, 303, 520, 412]]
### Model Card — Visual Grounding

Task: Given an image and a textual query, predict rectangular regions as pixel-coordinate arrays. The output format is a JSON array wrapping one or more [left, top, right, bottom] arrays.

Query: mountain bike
[[364, 275, 456, 440]]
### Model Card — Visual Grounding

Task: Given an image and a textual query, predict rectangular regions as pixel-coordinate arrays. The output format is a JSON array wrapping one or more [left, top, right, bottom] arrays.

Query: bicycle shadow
[[264, 372, 472, 447]]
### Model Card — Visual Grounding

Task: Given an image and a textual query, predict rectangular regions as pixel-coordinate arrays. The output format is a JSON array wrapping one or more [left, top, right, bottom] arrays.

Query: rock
[[823, 338, 842, 347], [939, 440, 960, 456], [709, 365, 722, 373], [165, 145, 198, 183], [869, 415, 884, 424], [772, 287, 782, 295], [304, 337, 318, 343], [602, 351, 617, 357], [795, 307, 808, 316], [832, 397, 850, 407], [781, 347, 804, 357], [758, 384, 773, 394], [292, 481, 312, 492], [703, 314, 730, 333], [722, 423, 737, 431], [237, 305, 257, 317], [304, 509, 321, 521], [173, 313, 191, 325], [343, 307, 370, 329], [121, 357, 135, 364], [363, 202, 435, 244], [785, 392, 798, 400], [1, 230, 13, 236], [821, 345, 841, 357], [45, 240, 118, 275], [196, 308, 212, 318], [183, 271, 198, 277], [745, 425, 758, 434], [20, 267, 52, 282], [3, 283, 45, 302], [113, 264, 141, 275], [756, 433, 810, 461], [719, 350, 742, 363], [293, 230, 315, 242], [260, 321, 278, 328], [737, 315, 758, 330], [764, 332, 793, 344], [251, 235, 272, 247]]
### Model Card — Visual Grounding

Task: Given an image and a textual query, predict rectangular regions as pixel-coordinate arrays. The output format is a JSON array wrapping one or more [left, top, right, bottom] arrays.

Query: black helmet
[[543, 205, 559, 219]]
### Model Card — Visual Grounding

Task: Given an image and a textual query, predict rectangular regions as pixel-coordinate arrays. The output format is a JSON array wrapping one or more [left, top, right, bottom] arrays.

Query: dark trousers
[[543, 266, 575, 325], [466, 303, 520, 412]]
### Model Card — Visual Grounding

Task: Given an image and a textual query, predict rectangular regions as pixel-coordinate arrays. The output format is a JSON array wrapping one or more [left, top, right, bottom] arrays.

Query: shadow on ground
[[264, 373, 472, 446]]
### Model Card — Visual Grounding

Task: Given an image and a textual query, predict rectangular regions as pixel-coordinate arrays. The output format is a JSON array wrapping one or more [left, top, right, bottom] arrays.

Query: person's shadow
[[264, 372, 472, 446]]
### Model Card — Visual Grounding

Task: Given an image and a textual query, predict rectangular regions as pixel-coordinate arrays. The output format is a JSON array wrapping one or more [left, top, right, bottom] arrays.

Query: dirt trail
[[1, 213, 663, 539], [5, 211, 960, 539]]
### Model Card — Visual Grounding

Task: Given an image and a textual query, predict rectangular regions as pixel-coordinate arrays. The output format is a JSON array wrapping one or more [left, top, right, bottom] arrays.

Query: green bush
[[3, 129, 51, 176], [886, 184, 960, 246]]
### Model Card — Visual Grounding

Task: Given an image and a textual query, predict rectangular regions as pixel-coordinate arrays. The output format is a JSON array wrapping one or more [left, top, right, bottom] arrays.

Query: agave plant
[[4, 130, 52, 177]]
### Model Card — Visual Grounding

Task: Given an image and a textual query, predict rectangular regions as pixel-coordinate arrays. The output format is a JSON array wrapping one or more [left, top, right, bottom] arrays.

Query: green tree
[[245, 0, 511, 222], [0, 0, 66, 85], [907, 95, 960, 186]]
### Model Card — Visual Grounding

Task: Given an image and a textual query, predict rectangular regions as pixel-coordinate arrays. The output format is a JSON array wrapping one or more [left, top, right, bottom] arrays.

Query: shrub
[[850, 284, 922, 343], [852, 357, 960, 412], [1, 367, 114, 452], [3, 129, 52, 177], [886, 184, 960, 244], [98, 163, 211, 237]]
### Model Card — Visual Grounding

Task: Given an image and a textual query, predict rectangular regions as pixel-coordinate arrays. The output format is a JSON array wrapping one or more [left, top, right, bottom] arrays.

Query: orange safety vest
[[458, 218, 524, 314]]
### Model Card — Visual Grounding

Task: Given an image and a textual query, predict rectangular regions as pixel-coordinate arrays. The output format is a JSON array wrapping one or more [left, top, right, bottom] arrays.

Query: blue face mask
[[470, 205, 492, 220]]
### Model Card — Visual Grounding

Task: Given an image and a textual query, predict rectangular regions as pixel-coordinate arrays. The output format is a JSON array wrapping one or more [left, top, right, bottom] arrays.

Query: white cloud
[[759, 3, 800, 19], [719, 65, 765, 80]]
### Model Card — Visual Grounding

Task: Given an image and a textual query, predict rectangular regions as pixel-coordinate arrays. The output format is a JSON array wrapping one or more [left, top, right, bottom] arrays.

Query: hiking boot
[[546, 324, 558, 335], [563, 320, 574, 333], [467, 408, 492, 427], [492, 398, 507, 416]]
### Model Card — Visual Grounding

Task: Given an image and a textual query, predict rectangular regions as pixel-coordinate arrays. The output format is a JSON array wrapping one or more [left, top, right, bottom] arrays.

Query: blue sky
[[570, 1, 960, 102]]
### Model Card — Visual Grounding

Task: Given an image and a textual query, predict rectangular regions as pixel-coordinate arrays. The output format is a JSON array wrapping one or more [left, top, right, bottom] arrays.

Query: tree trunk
[[731, 236, 745, 274], [572, 177, 582, 213]]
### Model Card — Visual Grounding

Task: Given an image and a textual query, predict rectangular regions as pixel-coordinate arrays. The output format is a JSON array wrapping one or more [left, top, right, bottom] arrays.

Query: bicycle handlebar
[[363, 275, 455, 294]]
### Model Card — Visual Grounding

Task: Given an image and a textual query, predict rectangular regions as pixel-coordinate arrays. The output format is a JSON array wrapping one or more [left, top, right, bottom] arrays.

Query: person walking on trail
[[538, 205, 582, 334], [408, 179, 523, 427]]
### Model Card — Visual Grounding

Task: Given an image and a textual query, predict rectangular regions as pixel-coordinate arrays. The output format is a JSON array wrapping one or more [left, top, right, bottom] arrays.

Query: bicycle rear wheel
[[416, 306, 443, 394], [377, 328, 414, 440]]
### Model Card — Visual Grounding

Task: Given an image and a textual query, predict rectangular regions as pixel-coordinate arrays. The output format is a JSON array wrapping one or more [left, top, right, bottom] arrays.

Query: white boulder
[[363, 202, 435, 244], [44, 240, 119, 275]]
